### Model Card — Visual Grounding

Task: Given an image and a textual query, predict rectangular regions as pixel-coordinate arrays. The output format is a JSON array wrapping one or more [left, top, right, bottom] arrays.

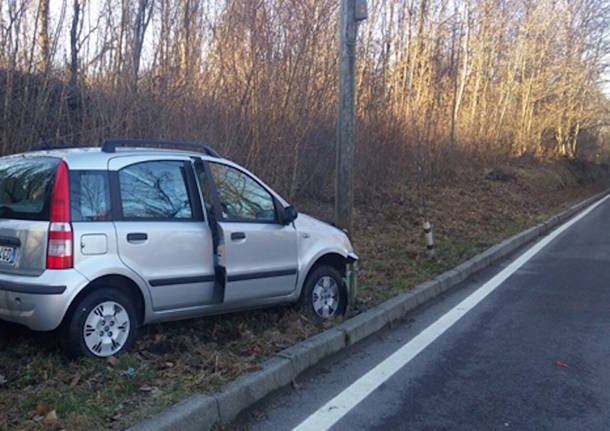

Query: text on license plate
[[0, 246, 16, 264]]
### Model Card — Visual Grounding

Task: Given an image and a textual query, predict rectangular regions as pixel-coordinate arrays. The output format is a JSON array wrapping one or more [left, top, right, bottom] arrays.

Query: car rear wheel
[[60, 287, 138, 358], [300, 265, 347, 320]]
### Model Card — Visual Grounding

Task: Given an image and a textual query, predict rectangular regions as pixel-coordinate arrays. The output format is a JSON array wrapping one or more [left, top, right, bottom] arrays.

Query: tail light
[[47, 161, 73, 269]]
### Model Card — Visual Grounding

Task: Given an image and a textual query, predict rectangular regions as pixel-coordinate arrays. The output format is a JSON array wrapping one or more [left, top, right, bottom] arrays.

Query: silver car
[[0, 140, 358, 357]]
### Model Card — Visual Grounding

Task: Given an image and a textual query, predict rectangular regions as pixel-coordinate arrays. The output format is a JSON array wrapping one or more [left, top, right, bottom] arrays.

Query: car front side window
[[209, 163, 277, 223]]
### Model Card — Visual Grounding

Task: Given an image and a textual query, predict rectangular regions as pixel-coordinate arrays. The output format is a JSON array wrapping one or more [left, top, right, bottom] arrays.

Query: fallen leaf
[[36, 404, 49, 416], [106, 356, 120, 367], [164, 362, 174, 368], [43, 410, 57, 424], [70, 373, 81, 387], [138, 385, 162, 396], [139, 350, 159, 360], [556, 360, 569, 369]]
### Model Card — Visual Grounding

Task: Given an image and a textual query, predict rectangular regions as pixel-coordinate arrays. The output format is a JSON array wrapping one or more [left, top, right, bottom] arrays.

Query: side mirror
[[282, 205, 298, 225]]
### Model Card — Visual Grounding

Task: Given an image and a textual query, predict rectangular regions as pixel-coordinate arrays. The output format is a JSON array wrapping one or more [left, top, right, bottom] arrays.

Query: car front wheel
[[300, 265, 347, 320], [60, 287, 138, 358]]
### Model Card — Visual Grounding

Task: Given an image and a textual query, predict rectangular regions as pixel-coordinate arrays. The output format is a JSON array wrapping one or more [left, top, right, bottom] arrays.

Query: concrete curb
[[129, 190, 608, 431]]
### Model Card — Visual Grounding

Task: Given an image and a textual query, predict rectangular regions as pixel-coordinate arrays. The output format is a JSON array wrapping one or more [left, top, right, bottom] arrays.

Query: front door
[[109, 156, 217, 311], [203, 161, 299, 303]]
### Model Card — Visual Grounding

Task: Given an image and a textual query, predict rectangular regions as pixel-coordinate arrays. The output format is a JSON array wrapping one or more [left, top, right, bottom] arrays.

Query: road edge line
[[127, 189, 609, 431]]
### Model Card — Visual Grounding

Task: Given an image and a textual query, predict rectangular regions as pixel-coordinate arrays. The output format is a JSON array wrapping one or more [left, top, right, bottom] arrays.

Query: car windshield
[[0, 157, 59, 221]]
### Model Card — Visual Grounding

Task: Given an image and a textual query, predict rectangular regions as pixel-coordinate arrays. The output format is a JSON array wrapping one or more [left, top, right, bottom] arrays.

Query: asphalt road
[[232, 196, 610, 431]]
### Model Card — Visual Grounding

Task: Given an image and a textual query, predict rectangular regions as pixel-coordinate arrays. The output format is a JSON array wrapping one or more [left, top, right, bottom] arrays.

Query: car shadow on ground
[[0, 320, 60, 354], [0, 304, 320, 360]]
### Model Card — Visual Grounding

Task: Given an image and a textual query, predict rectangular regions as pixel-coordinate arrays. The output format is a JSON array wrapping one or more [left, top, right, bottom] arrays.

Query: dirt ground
[[0, 160, 607, 430]]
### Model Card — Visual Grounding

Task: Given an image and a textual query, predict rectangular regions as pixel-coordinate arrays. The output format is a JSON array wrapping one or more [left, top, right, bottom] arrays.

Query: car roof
[[7, 147, 223, 170], [2, 145, 290, 207]]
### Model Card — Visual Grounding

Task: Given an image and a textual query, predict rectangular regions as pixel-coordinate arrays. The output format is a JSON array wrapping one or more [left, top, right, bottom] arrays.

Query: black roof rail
[[101, 139, 222, 158]]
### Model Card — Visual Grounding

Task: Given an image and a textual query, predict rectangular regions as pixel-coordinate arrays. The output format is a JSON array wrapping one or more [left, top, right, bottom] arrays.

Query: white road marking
[[293, 195, 609, 431]]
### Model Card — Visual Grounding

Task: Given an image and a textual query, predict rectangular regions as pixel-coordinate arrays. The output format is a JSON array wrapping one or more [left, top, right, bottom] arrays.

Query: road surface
[[231, 195, 610, 430]]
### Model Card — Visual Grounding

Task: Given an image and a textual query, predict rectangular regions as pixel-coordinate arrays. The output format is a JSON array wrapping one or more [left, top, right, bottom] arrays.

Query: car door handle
[[127, 233, 148, 242], [231, 232, 246, 241]]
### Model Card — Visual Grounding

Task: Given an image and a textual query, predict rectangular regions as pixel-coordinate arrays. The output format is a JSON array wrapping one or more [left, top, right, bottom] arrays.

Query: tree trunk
[[39, 0, 50, 73], [69, 0, 80, 86]]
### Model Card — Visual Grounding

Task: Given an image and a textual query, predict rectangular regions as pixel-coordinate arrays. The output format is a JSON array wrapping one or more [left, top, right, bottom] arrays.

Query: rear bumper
[[0, 270, 87, 331], [0, 280, 66, 295]]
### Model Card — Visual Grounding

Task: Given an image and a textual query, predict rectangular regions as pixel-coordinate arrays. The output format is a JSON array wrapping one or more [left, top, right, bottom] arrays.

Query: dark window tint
[[209, 163, 276, 222], [0, 157, 59, 221], [71, 171, 111, 221], [119, 161, 193, 219]]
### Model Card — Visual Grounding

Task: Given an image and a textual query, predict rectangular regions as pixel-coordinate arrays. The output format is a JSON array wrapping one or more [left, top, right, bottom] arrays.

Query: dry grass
[[0, 162, 606, 430]]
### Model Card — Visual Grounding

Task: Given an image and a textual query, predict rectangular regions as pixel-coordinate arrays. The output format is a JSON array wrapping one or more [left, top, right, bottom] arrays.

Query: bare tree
[[130, 0, 154, 92], [0, 0, 608, 197], [38, 0, 50, 73], [69, 0, 81, 86]]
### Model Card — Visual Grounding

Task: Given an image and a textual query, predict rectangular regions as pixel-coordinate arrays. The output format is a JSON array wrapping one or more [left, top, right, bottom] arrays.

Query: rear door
[[109, 156, 218, 311], [0, 156, 59, 276], [203, 161, 298, 303]]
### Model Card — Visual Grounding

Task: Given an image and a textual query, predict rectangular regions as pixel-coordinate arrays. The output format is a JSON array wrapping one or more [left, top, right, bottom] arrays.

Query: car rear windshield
[[0, 157, 59, 221]]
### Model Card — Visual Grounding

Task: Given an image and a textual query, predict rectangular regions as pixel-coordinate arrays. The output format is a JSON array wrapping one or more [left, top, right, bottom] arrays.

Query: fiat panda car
[[0, 140, 358, 357]]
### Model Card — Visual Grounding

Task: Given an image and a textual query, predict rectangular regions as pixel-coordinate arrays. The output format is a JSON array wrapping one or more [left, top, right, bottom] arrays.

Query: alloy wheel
[[83, 301, 131, 357], [312, 276, 340, 319]]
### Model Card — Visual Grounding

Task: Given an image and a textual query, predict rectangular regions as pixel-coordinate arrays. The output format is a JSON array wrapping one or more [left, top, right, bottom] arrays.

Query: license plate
[[0, 246, 16, 265]]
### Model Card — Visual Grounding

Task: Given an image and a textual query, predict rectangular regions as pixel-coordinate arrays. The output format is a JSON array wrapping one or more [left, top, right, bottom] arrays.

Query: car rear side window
[[71, 171, 111, 222], [0, 157, 59, 221], [118, 161, 193, 220]]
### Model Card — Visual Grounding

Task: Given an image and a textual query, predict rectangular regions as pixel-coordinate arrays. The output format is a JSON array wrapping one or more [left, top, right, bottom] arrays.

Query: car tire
[[300, 265, 347, 320], [60, 287, 138, 358]]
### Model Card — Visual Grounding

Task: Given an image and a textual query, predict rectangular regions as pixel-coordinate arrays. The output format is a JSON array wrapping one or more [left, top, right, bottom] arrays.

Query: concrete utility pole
[[336, 0, 367, 231]]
